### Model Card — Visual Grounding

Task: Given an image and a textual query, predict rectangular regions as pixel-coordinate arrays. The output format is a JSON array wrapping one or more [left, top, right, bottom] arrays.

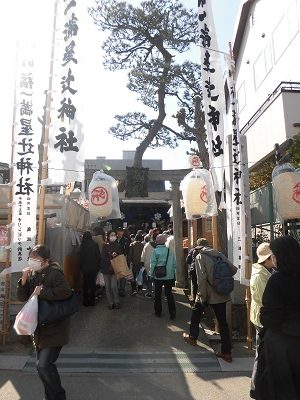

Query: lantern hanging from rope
[[272, 163, 300, 221], [181, 169, 218, 220], [88, 171, 113, 218]]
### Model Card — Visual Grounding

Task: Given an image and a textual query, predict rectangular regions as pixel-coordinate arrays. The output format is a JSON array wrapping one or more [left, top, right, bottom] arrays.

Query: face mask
[[109, 235, 117, 242], [28, 258, 42, 271]]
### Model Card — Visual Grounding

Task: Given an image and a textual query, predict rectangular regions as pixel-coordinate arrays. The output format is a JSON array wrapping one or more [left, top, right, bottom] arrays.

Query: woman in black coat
[[254, 236, 300, 400], [17, 244, 72, 400], [79, 231, 101, 306]]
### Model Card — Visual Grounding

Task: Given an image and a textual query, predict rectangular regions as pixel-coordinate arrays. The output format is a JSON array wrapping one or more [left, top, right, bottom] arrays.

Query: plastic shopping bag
[[96, 272, 105, 287], [14, 295, 38, 335], [136, 267, 145, 286]]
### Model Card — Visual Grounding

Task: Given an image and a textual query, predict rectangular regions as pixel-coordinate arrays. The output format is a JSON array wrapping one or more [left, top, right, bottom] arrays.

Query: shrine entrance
[[85, 168, 192, 288]]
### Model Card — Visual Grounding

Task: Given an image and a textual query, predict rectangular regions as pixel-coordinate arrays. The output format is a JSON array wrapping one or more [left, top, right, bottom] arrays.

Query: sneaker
[[145, 293, 152, 299], [131, 291, 137, 296], [182, 332, 197, 346], [215, 352, 232, 363]]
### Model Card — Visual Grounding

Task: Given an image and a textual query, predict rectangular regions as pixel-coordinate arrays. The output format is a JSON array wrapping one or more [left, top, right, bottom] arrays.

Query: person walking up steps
[[17, 245, 72, 400], [182, 238, 237, 363], [150, 234, 176, 319]]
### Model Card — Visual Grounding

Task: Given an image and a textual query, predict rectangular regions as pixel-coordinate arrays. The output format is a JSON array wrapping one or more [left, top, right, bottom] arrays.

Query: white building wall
[[235, 0, 300, 134]]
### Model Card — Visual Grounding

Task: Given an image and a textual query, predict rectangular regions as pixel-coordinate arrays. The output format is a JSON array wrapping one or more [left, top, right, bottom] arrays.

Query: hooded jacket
[[250, 262, 272, 328], [195, 246, 237, 304]]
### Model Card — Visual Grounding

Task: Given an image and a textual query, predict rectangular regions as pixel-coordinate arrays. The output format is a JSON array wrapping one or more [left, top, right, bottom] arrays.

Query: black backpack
[[207, 254, 234, 296]]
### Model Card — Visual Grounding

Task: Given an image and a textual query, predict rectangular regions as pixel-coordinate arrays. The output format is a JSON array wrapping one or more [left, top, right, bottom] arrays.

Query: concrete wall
[[234, 0, 300, 161]]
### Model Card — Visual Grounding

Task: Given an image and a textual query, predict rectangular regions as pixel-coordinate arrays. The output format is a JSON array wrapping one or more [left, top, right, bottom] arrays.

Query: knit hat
[[196, 237, 209, 247], [257, 243, 272, 263], [156, 234, 167, 245], [135, 234, 143, 242]]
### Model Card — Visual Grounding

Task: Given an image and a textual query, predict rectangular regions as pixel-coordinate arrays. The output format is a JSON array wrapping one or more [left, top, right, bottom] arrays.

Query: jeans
[[250, 325, 261, 397], [118, 277, 127, 294], [189, 301, 231, 354], [36, 346, 66, 400], [103, 274, 119, 306], [154, 279, 176, 317], [145, 275, 153, 293]]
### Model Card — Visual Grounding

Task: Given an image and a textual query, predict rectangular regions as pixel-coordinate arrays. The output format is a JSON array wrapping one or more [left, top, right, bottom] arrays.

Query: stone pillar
[[170, 181, 186, 288]]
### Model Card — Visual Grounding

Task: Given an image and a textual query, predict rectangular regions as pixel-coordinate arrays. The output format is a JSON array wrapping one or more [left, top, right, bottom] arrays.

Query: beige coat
[[195, 247, 237, 304], [250, 262, 272, 328]]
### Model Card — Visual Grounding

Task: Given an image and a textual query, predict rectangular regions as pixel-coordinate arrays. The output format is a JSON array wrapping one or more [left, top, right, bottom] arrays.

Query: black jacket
[[260, 270, 300, 336], [255, 270, 300, 400], [186, 246, 201, 271], [79, 239, 101, 275], [17, 263, 72, 350], [101, 242, 123, 275]]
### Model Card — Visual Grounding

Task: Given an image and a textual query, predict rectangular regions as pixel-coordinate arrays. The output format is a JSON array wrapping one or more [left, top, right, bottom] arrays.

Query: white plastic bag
[[136, 267, 145, 286], [14, 295, 38, 336], [96, 272, 105, 287]]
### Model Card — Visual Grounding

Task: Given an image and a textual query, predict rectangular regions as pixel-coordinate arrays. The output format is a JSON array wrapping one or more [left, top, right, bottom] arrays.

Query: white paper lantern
[[181, 169, 217, 220], [272, 164, 300, 221], [88, 171, 113, 218]]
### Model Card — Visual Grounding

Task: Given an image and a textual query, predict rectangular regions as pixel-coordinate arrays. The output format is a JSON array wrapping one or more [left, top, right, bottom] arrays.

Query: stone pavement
[[0, 285, 254, 374]]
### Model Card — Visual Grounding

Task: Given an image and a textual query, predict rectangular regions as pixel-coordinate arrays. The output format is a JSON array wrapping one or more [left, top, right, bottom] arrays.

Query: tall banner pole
[[1, 47, 18, 343], [37, 0, 59, 244], [226, 44, 253, 350]]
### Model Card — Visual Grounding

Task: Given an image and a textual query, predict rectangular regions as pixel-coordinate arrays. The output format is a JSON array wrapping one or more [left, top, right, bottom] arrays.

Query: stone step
[[24, 351, 221, 373]]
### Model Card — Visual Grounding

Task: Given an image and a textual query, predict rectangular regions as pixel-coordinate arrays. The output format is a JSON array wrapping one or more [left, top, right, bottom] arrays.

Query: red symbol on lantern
[[191, 156, 201, 167], [91, 186, 109, 206], [200, 185, 208, 203], [292, 182, 300, 204]]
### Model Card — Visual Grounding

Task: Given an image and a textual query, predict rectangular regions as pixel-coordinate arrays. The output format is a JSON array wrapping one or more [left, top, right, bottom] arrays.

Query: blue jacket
[[150, 244, 176, 280]]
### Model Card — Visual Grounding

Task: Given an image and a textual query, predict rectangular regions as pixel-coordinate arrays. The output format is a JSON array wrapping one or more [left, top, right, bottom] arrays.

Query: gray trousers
[[251, 325, 261, 396], [103, 274, 119, 306]]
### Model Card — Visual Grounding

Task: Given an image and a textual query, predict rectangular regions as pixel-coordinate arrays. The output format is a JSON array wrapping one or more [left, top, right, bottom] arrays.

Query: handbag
[[110, 254, 133, 280], [38, 290, 79, 326], [154, 249, 169, 278]]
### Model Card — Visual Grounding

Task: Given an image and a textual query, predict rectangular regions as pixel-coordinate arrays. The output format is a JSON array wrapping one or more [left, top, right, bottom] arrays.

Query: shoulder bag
[[154, 248, 169, 278], [38, 290, 79, 326]]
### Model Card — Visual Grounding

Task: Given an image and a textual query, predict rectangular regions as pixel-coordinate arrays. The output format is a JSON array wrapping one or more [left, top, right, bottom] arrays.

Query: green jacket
[[250, 262, 272, 328], [17, 263, 72, 350], [150, 244, 176, 281]]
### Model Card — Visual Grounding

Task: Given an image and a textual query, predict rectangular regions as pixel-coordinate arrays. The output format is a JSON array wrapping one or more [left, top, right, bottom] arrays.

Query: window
[[237, 81, 246, 112], [272, 1, 299, 64], [272, 15, 289, 62], [253, 44, 274, 90]]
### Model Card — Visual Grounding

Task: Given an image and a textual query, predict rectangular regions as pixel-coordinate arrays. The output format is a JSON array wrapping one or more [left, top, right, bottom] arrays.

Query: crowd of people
[[16, 230, 300, 400], [79, 224, 177, 317]]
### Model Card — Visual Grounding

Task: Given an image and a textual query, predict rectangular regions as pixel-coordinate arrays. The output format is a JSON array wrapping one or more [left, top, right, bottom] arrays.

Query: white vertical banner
[[10, 46, 40, 273], [197, 0, 226, 192], [225, 56, 248, 285], [48, 0, 85, 184]]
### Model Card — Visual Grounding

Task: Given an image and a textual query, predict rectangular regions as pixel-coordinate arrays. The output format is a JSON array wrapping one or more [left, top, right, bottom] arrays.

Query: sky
[[0, 0, 242, 171]]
